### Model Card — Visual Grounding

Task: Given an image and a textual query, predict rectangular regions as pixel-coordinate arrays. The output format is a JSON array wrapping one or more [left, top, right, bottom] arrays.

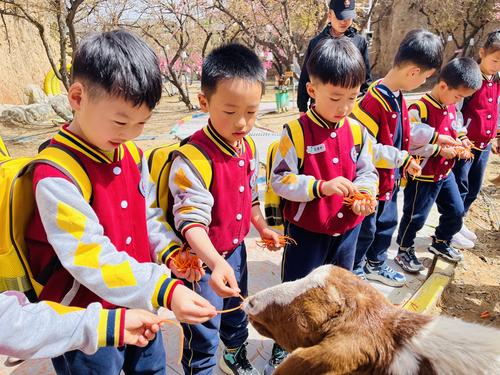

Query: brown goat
[[244, 265, 500, 375]]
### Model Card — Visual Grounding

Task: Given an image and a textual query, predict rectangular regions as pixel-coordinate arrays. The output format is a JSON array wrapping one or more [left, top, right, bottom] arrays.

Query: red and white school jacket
[[26, 125, 182, 310], [168, 122, 259, 258], [460, 73, 499, 150], [271, 108, 378, 236], [409, 94, 459, 182]]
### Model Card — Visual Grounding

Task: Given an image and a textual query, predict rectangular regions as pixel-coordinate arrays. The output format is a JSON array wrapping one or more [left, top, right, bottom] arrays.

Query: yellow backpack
[[264, 119, 363, 230], [0, 141, 141, 300], [146, 136, 256, 228], [0, 136, 10, 162]]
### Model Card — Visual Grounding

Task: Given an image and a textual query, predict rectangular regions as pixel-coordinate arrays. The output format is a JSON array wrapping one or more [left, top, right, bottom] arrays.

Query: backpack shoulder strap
[[36, 145, 92, 202], [244, 135, 256, 158], [346, 117, 363, 146], [177, 143, 213, 189], [413, 100, 428, 122], [0, 136, 10, 160], [285, 119, 304, 169]]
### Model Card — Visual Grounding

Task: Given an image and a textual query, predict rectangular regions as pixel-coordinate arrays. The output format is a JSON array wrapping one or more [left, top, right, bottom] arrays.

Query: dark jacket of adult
[[297, 24, 372, 112]]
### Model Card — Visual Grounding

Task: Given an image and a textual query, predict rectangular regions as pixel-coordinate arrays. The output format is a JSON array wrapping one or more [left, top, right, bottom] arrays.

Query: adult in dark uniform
[[297, 0, 372, 114]]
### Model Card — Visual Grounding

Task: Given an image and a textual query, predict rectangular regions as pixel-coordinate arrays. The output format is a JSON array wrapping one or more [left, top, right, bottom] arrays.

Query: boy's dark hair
[[201, 43, 266, 99], [394, 29, 443, 71], [306, 38, 365, 88], [72, 29, 162, 110], [483, 30, 500, 55], [438, 58, 482, 90]]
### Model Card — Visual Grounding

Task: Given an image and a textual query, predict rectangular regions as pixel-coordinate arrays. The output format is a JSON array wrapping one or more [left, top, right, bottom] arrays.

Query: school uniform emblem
[[306, 144, 326, 154], [350, 146, 358, 162]]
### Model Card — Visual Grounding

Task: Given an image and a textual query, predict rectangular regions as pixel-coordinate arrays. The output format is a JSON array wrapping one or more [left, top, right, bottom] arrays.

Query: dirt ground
[[439, 152, 500, 327]]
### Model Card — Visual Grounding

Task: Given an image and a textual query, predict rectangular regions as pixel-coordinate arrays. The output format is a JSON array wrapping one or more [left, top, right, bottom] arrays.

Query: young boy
[[266, 38, 378, 374], [167, 44, 280, 375], [25, 30, 217, 374], [452, 30, 500, 245], [0, 291, 166, 359], [395, 58, 482, 271], [351, 29, 446, 287]]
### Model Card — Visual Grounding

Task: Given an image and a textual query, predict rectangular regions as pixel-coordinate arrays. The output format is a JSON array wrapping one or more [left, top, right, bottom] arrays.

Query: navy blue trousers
[[397, 173, 464, 247], [453, 145, 491, 213], [52, 331, 166, 375], [181, 243, 248, 375], [281, 222, 361, 282], [354, 184, 399, 268]]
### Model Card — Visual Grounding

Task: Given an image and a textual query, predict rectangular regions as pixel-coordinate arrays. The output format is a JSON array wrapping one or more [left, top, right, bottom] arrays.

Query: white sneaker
[[459, 225, 477, 242], [451, 232, 474, 249]]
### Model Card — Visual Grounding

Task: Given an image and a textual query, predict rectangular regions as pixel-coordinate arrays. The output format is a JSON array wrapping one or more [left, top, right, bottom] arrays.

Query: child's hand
[[169, 284, 217, 324], [439, 147, 457, 160], [123, 309, 165, 347], [209, 259, 241, 298], [351, 197, 377, 216], [436, 134, 460, 147], [406, 158, 422, 177], [322, 177, 358, 197], [259, 227, 282, 251], [460, 137, 474, 149], [493, 138, 499, 154], [170, 253, 205, 283]]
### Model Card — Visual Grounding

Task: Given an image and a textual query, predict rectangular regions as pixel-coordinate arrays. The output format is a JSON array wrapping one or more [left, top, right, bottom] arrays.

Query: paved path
[[1, 97, 442, 375]]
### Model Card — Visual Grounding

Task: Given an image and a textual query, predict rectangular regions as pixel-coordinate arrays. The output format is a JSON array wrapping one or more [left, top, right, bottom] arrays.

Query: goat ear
[[274, 343, 336, 375]]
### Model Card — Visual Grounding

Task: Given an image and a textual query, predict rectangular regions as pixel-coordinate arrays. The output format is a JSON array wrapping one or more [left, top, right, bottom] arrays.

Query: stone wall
[[0, 15, 57, 104]]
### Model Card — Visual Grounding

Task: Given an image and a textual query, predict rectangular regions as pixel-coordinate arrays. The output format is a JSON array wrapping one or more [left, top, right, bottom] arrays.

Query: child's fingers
[[143, 328, 156, 341]]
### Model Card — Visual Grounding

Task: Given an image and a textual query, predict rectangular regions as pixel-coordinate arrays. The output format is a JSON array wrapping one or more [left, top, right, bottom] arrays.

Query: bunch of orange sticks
[[256, 235, 297, 249], [343, 191, 377, 210]]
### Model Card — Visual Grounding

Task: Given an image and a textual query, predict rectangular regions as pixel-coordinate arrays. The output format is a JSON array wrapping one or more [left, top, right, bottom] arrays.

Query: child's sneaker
[[451, 232, 474, 249], [263, 343, 288, 375], [459, 224, 477, 242], [395, 247, 425, 273], [352, 266, 367, 280], [364, 261, 406, 287], [428, 236, 464, 263], [219, 343, 260, 375]]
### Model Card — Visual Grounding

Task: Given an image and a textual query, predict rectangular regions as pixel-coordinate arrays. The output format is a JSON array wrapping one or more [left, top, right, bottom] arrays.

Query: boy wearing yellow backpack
[[164, 44, 281, 375], [22, 30, 216, 374], [265, 38, 378, 373]]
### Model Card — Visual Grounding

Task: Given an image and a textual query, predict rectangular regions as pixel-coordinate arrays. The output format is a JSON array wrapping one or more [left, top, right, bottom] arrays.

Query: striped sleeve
[[34, 167, 181, 312], [0, 292, 116, 359], [168, 155, 214, 236], [353, 127, 378, 197], [270, 127, 325, 202]]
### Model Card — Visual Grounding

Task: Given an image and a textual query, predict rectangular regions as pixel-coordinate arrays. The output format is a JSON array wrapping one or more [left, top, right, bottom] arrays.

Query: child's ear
[[68, 82, 84, 111], [198, 92, 209, 113], [479, 47, 485, 60], [438, 81, 448, 91], [408, 66, 421, 79], [306, 82, 316, 100]]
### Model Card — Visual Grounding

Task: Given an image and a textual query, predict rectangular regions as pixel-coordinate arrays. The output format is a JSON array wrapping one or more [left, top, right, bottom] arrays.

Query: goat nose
[[248, 297, 255, 308]]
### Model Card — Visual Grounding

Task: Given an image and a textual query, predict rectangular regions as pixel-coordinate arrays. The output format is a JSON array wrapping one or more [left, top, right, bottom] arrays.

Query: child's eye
[[223, 111, 235, 115], [330, 98, 340, 102], [248, 111, 257, 114], [115, 121, 127, 126]]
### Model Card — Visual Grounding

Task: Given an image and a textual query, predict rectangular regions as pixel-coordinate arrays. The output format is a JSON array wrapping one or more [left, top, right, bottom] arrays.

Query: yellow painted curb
[[402, 257, 456, 314]]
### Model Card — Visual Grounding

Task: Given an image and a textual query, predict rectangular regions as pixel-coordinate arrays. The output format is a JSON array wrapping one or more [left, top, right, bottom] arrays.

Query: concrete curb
[[402, 257, 456, 314]]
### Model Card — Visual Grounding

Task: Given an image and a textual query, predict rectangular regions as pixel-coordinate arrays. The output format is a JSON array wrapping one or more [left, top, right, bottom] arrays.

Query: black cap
[[329, 0, 356, 20]]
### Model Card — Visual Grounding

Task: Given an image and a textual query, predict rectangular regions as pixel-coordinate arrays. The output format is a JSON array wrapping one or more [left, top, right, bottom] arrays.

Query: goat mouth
[[248, 317, 273, 339]]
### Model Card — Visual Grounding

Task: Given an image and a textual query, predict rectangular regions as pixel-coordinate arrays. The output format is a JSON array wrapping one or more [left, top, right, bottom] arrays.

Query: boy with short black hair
[[167, 43, 280, 375], [395, 58, 483, 271], [352, 29, 451, 286], [266, 37, 378, 374], [26, 30, 216, 374]]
